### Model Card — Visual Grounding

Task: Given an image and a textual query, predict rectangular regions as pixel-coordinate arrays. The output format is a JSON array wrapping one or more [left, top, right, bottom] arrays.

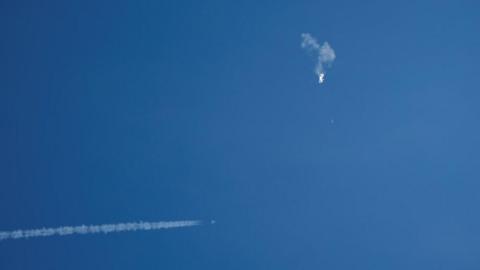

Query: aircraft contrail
[[0, 220, 203, 242]]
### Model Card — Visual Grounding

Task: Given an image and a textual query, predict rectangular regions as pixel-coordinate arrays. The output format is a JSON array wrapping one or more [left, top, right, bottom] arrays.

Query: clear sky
[[1, 0, 480, 269]]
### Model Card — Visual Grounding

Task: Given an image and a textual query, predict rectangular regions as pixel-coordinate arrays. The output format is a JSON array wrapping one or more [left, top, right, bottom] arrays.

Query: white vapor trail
[[0, 220, 202, 241], [301, 33, 336, 84]]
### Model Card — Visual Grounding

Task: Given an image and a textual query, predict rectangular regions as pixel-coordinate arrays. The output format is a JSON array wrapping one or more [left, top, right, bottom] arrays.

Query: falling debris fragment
[[319, 73, 325, 84]]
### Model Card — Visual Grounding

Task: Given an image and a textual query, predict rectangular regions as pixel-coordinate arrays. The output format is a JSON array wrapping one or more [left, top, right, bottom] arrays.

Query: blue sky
[[1, 0, 480, 269]]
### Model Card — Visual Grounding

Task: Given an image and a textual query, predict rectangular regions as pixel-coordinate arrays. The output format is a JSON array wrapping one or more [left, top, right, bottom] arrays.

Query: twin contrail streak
[[0, 220, 202, 241]]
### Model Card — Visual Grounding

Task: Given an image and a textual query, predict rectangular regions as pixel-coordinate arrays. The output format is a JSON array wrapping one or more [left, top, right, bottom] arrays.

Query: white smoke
[[301, 33, 336, 84], [0, 220, 202, 241]]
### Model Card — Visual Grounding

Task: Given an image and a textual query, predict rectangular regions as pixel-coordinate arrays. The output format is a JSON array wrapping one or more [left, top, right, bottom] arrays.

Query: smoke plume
[[301, 33, 336, 84]]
